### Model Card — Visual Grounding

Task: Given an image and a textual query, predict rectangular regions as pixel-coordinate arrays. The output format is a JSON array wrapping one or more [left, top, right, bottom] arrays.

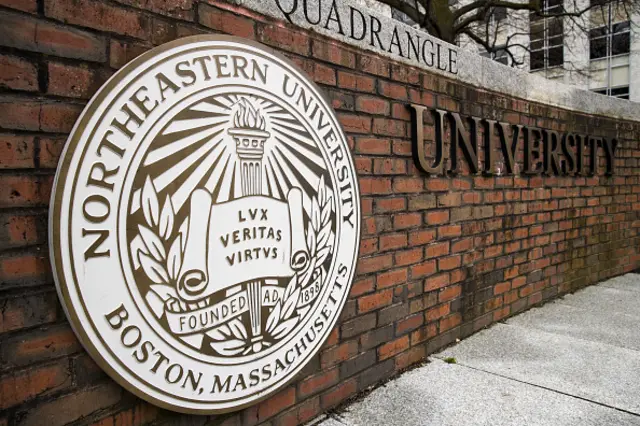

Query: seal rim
[[48, 34, 362, 415]]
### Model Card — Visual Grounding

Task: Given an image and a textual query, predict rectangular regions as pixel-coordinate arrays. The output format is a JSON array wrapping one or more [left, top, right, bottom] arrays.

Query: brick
[[356, 96, 390, 115], [393, 177, 423, 193], [339, 114, 371, 133], [88, 402, 159, 426], [379, 81, 408, 100], [408, 194, 436, 210], [313, 39, 356, 67], [379, 233, 407, 251], [358, 359, 395, 389], [360, 54, 389, 77], [373, 118, 406, 137], [451, 237, 473, 253], [0, 98, 82, 132], [394, 213, 421, 229], [340, 350, 376, 378], [0, 251, 49, 286], [425, 273, 450, 291], [45, 0, 149, 39], [410, 260, 436, 278], [1, 361, 71, 409], [321, 379, 357, 409], [439, 225, 462, 238], [0, 134, 35, 168], [426, 303, 450, 322], [337, 71, 375, 92], [378, 335, 409, 360], [144, 14, 172, 43], [115, 0, 194, 20], [377, 268, 408, 289], [427, 210, 449, 225], [396, 313, 424, 335], [391, 102, 412, 120], [395, 247, 423, 266], [40, 137, 66, 168], [0, 292, 58, 333], [410, 323, 438, 345], [341, 312, 376, 338], [494, 281, 512, 295], [298, 369, 338, 398], [0, 175, 53, 208], [258, 23, 309, 56], [375, 197, 405, 213], [357, 253, 393, 275], [360, 324, 394, 351], [359, 237, 377, 255], [41, 101, 83, 132], [47, 62, 110, 99], [0, 0, 36, 13], [0, 324, 81, 367], [450, 206, 472, 222], [0, 11, 107, 62], [356, 137, 391, 154], [439, 284, 462, 302], [296, 396, 321, 424], [358, 289, 393, 313], [439, 255, 462, 271], [17, 383, 121, 426], [2, 214, 41, 248], [314, 62, 336, 85], [440, 312, 462, 331], [395, 344, 426, 370], [409, 229, 436, 246], [0, 55, 37, 91], [0, 98, 38, 131], [391, 65, 420, 85], [349, 277, 375, 298], [151, 18, 176, 45], [330, 90, 354, 110], [321, 340, 358, 369], [359, 177, 391, 195], [426, 242, 450, 258], [109, 39, 150, 69]]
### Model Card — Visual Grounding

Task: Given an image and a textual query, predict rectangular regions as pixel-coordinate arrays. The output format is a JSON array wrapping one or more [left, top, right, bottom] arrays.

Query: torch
[[228, 98, 270, 339]]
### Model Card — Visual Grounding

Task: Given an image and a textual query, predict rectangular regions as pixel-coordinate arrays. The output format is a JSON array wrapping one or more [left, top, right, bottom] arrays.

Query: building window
[[593, 85, 629, 99], [484, 6, 507, 24], [493, 6, 507, 21], [589, 21, 630, 59], [530, 0, 564, 71], [588, 0, 630, 99], [480, 46, 510, 66]]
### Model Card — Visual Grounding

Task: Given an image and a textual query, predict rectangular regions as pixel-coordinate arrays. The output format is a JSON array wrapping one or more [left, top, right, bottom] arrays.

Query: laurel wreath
[[130, 175, 335, 356]]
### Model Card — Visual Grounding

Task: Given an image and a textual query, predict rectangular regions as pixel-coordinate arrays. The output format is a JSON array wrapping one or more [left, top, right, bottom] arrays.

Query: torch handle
[[240, 158, 263, 338]]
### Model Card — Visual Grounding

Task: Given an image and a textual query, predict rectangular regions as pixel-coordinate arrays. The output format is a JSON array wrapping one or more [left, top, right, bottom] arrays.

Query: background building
[[381, 0, 640, 101]]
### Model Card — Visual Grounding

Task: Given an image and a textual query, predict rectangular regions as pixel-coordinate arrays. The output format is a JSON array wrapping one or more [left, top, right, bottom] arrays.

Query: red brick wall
[[0, 1, 639, 425]]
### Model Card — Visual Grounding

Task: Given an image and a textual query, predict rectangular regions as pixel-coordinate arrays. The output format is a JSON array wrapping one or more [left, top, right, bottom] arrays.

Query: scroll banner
[[166, 187, 309, 334], [165, 285, 284, 335]]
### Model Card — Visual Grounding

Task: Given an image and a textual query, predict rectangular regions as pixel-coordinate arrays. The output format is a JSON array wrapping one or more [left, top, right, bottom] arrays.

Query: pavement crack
[[450, 361, 640, 418]]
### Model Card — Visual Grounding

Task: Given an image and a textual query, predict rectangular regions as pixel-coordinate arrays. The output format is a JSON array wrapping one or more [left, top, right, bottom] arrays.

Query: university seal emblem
[[49, 36, 361, 413]]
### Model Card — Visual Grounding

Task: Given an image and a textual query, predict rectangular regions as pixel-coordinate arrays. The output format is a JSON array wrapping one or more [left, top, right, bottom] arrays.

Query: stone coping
[[234, 0, 640, 122]]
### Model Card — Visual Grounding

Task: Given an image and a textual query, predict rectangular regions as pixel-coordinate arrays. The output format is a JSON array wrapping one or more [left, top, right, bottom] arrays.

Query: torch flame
[[233, 98, 266, 131]]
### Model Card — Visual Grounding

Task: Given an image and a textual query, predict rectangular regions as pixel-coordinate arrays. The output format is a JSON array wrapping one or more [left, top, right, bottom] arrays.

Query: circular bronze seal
[[49, 35, 361, 414]]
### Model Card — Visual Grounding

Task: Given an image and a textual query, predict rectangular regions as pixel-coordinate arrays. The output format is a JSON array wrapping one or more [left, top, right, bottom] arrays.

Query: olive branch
[[261, 176, 335, 341], [130, 177, 191, 312]]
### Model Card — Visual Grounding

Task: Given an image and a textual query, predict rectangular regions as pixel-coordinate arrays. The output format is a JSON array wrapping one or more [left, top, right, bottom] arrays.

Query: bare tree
[[375, 0, 639, 74]]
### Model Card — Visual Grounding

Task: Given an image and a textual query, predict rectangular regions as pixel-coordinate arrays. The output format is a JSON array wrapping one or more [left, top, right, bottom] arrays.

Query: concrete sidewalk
[[315, 273, 640, 426]]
